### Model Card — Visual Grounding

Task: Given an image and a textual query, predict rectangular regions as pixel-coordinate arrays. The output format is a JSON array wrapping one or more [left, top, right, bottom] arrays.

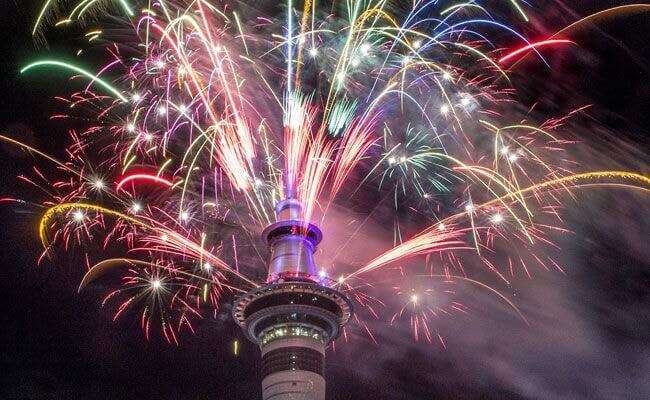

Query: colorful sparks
[[2, 1, 649, 347]]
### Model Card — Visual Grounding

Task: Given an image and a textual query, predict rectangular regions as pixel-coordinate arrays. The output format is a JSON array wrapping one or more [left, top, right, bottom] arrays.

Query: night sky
[[1, 1, 649, 399]]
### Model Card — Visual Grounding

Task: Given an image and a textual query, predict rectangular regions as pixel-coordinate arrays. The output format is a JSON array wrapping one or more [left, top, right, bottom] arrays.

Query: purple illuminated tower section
[[233, 199, 352, 400]]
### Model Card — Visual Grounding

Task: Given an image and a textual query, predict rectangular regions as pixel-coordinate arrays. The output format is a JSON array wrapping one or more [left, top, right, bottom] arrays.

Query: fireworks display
[[3, 0, 649, 351]]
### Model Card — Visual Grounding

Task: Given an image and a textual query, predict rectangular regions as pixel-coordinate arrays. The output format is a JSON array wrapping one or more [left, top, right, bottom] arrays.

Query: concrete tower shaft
[[260, 337, 325, 400]]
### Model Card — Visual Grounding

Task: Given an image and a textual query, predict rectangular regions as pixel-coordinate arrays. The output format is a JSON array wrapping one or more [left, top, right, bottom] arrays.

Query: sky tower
[[233, 199, 352, 400]]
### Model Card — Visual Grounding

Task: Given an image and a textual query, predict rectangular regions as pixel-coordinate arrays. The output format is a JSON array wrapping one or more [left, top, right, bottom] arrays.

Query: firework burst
[[3, 1, 649, 346]]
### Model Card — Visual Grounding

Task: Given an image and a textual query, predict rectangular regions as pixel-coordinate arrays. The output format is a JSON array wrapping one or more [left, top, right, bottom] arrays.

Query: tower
[[233, 199, 352, 400]]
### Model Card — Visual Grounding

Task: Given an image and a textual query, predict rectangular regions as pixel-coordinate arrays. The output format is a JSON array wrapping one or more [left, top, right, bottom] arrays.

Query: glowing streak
[[499, 39, 575, 64], [329, 118, 378, 200], [440, 3, 488, 15], [233, 12, 249, 55], [118, 0, 134, 16], [352, 228, 470, 277], [116, 174, 173, 192], [293, 0, 313, 84], [286, 0, 294, 96], [78, 0, 102, 19], [32, 0, 55, 35], [68, 0, 93, 20], [21, 60, 127, 102], [508, 0, 529, 22], [475, 171, 650, 212]]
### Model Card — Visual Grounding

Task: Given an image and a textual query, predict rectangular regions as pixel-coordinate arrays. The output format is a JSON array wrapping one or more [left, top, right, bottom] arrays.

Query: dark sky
[[1, 1, 649, 399]]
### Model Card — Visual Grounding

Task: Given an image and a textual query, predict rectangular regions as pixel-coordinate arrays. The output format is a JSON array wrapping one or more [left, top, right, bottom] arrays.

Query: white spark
[[460, 95, 471, 107], [491, 213, 504, 224], [131, 202, 142, 213], [72, 210, 84, 222]]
